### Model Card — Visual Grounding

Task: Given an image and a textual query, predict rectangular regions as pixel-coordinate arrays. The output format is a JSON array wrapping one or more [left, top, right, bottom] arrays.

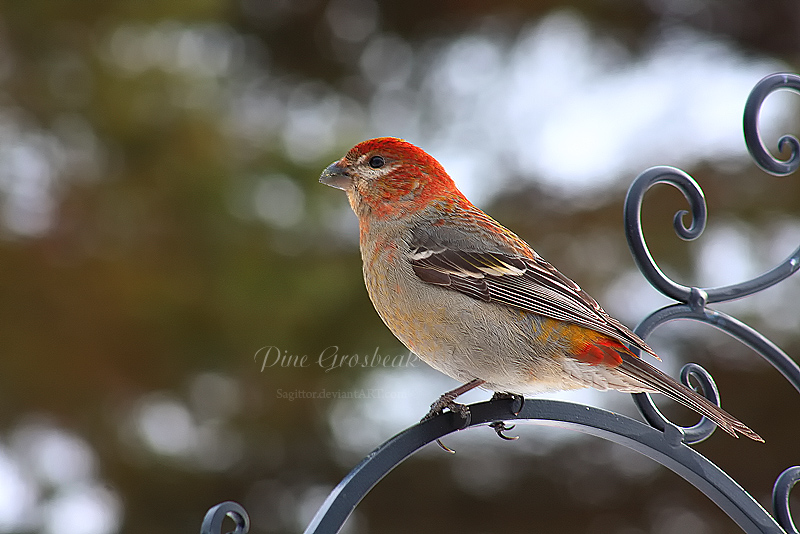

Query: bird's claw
[[422, 393, 473, 453], [488, 392, 523, 441], [489, 421, 519, 441], [435, 439, 456, 453]]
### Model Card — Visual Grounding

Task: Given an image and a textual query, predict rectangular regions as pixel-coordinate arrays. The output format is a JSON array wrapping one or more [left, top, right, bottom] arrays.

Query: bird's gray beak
[[319, 161, 351, 191]]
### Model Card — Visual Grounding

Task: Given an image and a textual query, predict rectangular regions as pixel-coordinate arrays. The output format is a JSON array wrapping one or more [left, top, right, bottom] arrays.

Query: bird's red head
[[320, 137, 466, 219]]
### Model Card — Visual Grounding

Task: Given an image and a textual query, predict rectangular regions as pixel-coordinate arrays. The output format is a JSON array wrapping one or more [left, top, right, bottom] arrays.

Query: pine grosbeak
[[320, 137, 761, 442]]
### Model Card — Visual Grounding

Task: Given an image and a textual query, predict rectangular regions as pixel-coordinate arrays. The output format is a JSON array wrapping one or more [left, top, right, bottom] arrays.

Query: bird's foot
[[488, 392, 524, 441], [421, 379, 486, 453], [421, 393, 472, 427], [490, 391, 525, 415], [422, 395, 472, 453], [489, 421, 519, 441]]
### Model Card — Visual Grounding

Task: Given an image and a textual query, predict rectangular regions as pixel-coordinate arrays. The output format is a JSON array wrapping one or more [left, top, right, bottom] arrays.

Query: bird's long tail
[[618, 350, 763, 442]]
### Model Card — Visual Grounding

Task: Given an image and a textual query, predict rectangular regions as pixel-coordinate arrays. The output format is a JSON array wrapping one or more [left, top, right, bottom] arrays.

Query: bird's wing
[[407, 230, 765, 441], [407, 229, 657, 358]]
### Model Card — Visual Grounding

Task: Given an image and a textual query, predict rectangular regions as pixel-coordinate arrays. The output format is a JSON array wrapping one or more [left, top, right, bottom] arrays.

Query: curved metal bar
[[634, 303, 800, 394], [625, 167, 800, 305], [773, 466, 800, 534], [201, 501, 250, 534], [624, 166, 706, 303], [704, 247, 800, 304], [301, 398, 784, 534], [743, 73, 800, 176]]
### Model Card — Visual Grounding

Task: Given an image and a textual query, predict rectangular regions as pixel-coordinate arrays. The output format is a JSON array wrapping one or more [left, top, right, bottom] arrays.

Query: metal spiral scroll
[[200, 501, 250, 534], [743, 73, 800, 176], [624, 72, 800, 532]]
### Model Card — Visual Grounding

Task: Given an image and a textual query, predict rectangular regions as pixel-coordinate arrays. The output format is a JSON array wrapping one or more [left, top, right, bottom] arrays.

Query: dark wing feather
[[407, 240, 656, 357]]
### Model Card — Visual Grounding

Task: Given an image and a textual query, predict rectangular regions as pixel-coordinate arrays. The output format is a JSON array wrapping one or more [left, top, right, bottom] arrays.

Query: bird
[[319, 136, 762, 443]]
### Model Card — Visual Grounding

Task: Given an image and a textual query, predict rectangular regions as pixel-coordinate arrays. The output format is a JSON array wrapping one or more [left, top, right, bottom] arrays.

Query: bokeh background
[[1, 1, 799, 533]]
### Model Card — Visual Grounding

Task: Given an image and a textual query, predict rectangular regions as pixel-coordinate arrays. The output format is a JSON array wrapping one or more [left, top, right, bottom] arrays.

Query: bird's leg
[[488, 392, 525, 441], [421, 378, 485, 453], [421, 378, 486, 423]]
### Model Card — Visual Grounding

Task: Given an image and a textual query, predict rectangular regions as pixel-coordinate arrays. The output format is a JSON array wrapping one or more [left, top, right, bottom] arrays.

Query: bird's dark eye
[[369, 155, 385, 169]]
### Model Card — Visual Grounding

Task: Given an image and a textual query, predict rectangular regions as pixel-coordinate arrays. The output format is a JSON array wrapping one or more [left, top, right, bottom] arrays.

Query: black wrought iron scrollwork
[[200, 501, 250, 534], [623, 162, 800, 443], [280, 398, 790, 533], [621, 71, 800, 530], [743, 73, 800, 176], [623, 73, 800, 443], [200, 72, 800, 534]]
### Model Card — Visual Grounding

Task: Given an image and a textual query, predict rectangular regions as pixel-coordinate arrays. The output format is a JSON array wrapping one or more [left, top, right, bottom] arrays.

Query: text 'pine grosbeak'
[[320, 137, 761, 442]]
